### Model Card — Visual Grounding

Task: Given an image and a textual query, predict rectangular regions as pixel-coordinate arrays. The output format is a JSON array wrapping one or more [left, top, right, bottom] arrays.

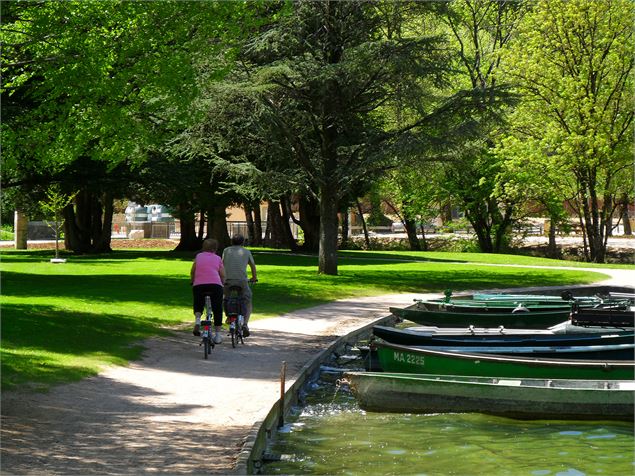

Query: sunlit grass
[[0, 248, 620, 390]]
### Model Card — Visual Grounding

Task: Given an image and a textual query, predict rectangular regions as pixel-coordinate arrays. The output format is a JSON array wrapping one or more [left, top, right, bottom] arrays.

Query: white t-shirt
[[222, 246, 255, 281]]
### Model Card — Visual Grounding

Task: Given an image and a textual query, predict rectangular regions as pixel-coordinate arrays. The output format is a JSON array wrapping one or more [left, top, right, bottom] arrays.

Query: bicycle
[[223, 281, 255, 348], [200, 294, 216, 359]]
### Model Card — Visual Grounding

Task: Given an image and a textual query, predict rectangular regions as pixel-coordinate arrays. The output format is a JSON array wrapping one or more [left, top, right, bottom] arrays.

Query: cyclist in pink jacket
[[191, 238, 225, 343]]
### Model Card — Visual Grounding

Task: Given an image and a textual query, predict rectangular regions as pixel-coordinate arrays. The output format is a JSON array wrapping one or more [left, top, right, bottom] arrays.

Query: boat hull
[[390, 306, 570, 328], [344, 372, 635, 421], [373, 325, 635, 347], [375, 341, 635, 380], [414, 343, 635, 360]]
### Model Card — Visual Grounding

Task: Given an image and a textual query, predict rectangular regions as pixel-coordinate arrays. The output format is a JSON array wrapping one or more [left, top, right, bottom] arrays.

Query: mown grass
[[1, 247, 623, 391]]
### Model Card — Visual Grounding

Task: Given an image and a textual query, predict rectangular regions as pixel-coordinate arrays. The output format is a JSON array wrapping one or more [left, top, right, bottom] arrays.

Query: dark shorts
[[192, 284, 223, 326]]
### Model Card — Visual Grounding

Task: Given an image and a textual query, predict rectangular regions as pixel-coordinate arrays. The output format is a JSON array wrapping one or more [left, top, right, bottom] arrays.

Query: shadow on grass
[[2, 271, 191, 307], [337, 250, 469, 264], [267, 266, 602, 295], [1, 303, 166, 390], [253, 249, 468, 266]]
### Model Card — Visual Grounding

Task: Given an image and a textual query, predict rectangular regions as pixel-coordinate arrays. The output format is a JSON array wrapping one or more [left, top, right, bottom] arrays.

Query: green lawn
[[1, 248, 625, 391]]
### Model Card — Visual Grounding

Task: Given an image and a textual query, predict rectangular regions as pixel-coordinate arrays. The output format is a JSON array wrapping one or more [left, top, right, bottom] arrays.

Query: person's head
[[231, 234, 245, 246], [202, 238, 218, 252]]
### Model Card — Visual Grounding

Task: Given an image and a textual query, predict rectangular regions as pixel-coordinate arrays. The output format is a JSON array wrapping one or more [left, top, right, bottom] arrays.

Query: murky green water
[[262, 380, 635, 475]]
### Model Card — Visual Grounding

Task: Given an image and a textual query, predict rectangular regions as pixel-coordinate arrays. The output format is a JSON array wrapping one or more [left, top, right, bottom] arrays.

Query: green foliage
[[1, 224, 15, 241], [499, 0, 635, 262], [39, 185, 76, 219], [422, 1, 526, 254], [1, 0, 259, 238]]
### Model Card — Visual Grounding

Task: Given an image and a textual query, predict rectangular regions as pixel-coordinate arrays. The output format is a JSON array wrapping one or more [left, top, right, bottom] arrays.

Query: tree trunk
[[404, 217, 421, 251], [279, 198, 299, 251], [546, 217, 559, 259], [319, 190, 339, 275], [578, 178, 607, 263], [94, 194, 113, 252], [174, 203, 202, 251], [244, 203, 256, 244], [466, 210, 493, 253], [206, 203, 231, 250], [620, 193, 632, 235], [441, 202, 453, 224], [253, 203, 263, 246], [492, 205, 514, 253], [264, 200, 293, 249], [298, 195, 320, 252], [63, 189, 113, 253], [264, 208, 272, 243], [418, 223, 429, 251], [340, 208, 349, 249], [197, 210, 206, 241], [356, 200, 371, 249]]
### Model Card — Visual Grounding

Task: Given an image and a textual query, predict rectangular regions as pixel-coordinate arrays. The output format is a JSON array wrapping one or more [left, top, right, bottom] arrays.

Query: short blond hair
[[202, 238, 218, 252]]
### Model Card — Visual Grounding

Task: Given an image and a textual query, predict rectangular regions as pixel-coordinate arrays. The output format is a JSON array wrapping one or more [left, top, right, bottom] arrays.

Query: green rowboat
[[390, 306, 570, 328], [375, 341, 635, 380], [344, 372, 635, 421]]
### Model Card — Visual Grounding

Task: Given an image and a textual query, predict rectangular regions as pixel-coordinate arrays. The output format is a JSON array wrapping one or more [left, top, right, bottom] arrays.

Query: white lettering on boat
[[394, 351, 425, 366]]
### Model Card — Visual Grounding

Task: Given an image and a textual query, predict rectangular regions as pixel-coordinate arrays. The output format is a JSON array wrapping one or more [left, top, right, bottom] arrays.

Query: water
[[262, 378, 635, 475]]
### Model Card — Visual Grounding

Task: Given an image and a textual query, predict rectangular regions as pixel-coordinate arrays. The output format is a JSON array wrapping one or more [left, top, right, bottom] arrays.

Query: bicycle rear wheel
[[203, 337, 211, 359], [230, 326, 237, 348]]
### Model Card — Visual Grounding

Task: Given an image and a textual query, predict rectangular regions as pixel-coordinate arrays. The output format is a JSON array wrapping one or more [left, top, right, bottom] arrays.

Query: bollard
[[278, 361, 287, 428]]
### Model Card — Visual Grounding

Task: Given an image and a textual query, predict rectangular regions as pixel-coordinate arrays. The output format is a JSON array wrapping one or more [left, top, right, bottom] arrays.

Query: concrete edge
[[233, 312, 397, 475]]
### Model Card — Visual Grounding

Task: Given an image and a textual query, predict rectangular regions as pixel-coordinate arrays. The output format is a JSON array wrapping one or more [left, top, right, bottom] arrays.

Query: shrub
[[1, 224, 14, 241]]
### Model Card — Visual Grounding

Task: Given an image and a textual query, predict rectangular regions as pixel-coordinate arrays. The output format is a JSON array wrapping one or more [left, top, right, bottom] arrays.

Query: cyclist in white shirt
[[222, 234, 257, 336]]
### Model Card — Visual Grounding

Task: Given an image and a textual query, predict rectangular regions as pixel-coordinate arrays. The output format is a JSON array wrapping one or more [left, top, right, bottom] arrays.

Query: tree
[[243, 1, 458, 274], [38, 185, 76, 260], [440, 148, 517, 252], [176, 76, 306, 250], [380, 163, 442, 251], [431, 0, 525, 253], [501, 0, 634, 262]]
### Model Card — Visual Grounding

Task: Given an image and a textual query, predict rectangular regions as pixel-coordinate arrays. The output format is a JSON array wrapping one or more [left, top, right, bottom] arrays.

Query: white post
[[14, 211, 28, 249]]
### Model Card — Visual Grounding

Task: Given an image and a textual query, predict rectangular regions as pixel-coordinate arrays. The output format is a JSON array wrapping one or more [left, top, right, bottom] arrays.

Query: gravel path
[[1, 268, 633, 475]]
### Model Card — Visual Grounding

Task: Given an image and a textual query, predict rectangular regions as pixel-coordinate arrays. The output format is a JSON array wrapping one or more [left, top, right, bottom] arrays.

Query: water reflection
[[263, 379, 635, 475]]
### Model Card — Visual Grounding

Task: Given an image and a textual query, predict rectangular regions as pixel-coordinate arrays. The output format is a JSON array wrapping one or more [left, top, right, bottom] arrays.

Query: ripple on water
[[587, 433, 617, 440], [555, 469, 586, 476]]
